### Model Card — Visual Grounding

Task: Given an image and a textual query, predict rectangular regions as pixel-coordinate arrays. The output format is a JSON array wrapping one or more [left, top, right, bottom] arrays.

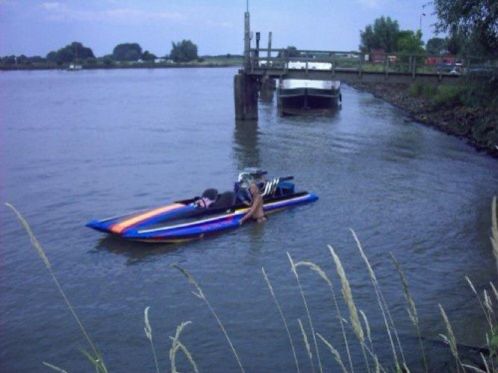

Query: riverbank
[[346, 80, 498, 157], [0, 58, 243, 71]]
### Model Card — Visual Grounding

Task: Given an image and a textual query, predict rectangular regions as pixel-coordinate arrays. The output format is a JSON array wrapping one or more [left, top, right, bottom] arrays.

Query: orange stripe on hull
[[110, 203, 185, 234]]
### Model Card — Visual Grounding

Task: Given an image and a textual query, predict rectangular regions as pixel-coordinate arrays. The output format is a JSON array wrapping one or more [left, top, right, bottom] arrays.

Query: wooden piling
[[234, 73, 258, 120]]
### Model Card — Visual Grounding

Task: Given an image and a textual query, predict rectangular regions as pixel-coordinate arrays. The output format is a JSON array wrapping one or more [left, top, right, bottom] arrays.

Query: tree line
[[360, 0, 497, 58], [1, 40, 200, 66]]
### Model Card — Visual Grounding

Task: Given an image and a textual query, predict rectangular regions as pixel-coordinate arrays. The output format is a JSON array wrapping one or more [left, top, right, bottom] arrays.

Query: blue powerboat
[[86, 169, 318, 243]]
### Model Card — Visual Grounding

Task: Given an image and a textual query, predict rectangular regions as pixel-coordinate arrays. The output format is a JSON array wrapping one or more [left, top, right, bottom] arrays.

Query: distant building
[[425, 54, 457, 66], [370, 49, 386, 64]]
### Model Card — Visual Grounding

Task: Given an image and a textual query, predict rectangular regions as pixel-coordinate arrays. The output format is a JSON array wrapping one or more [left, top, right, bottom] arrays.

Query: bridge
[[233, 10, 494, 120]]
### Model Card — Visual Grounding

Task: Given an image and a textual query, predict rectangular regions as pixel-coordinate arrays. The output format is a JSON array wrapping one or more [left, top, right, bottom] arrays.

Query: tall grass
[[5, 203, 108, 373], [391, 253, 428, 372], [288, 252, 323, 373], [351, 229, 405, 371], [293, 259, 353, 372], [169, 321, 199, 373], [262, 267, 301, 372], [6, 196, 498, 372], [172, 264, 245, 373], [143, 306, 160, 373], [328, 245, 372, 373]]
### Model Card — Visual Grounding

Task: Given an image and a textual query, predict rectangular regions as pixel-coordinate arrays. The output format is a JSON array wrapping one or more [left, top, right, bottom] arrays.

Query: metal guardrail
[[247, 48, 498, 79]]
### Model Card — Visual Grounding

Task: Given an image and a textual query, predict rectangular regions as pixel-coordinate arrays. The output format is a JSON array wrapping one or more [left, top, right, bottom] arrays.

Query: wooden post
[[359, 53, 363, 78], [244, 12, 251, 70], [384, 54, 389, 78], [234, 73, 258, 120], [412, 55, 417, 79], [267, 32, 272, 67]]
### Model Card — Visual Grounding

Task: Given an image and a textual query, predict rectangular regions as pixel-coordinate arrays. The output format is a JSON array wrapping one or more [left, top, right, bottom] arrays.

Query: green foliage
[[409, 83, 469, 107], [434, 0, 498, 57], [397, 30, 425, 55], [101, 55, 114, 66], [46, 42, 95, 64], [409, 82, 437, 98], [170, 40, 198, 63], [360, 16, 400, 53], [141, 50, 157, 62], [426, 37, 447, 55], [433, 85, 465, 107], [277, 46, 300, 58], [112, 43, 143, 62], [276, 46, 300, 59], [1, 55, 17, 65]]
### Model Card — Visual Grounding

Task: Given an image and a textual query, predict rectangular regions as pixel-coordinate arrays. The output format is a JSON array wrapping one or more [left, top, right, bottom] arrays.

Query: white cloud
[[355, 0, 384, 8], [41, 2, 64, 11], [40, 3, 184, 24]]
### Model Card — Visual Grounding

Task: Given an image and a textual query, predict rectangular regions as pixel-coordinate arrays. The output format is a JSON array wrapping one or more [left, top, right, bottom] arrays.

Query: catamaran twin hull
[[86, 192, 318, 243]]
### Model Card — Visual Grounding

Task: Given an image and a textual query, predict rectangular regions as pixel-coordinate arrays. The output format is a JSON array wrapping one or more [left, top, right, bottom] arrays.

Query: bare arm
[[240, 194, 262, 224]]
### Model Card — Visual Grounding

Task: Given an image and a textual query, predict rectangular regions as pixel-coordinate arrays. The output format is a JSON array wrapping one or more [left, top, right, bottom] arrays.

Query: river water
[[1, 68, 497, 372]]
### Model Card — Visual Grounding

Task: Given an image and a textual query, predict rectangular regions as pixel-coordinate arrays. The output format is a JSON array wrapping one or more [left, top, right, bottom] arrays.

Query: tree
[[426, 37, 447, 55], [112, 43, 143, 61], [397, 30, 425, 55], [360, 16, 400, 52], [277, 46, 300, 58], [434, 0, 498, 56], [141, 50, 157, 62], [1, 55, 16, 65], [169, 40, 198, 62], [46, 42, 95, 64]]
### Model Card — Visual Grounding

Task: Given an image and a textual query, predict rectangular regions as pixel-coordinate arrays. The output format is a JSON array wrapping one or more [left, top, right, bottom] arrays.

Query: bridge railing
[[248, 48, 498, 78]]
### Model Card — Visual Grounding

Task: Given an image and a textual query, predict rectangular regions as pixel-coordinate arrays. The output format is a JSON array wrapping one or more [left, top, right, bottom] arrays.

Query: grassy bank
[[347, 78, 498, 157], [0, 57, 243, 71]]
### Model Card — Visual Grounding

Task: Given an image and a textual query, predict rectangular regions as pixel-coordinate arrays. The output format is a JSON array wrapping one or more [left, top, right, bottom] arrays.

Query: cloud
[[40, 2, 184, 24], [355, 0, 384, 8]]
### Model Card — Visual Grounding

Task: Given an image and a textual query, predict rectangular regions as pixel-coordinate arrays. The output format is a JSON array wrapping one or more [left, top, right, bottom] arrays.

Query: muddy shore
[[346, 81, 498, 158]]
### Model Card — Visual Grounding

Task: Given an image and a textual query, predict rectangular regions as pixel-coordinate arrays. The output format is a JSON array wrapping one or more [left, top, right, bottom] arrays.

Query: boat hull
[[278, 79, 341, 115], [87, 192, 318, 243]]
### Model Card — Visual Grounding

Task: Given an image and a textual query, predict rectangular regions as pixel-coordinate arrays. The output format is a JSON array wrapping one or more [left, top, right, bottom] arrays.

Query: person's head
[[249, 182, 259, 196]]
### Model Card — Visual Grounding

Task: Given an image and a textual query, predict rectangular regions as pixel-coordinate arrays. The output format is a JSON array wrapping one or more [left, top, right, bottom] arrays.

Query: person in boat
[[194, 188, 218, 208], [239, 183, 267, 224]]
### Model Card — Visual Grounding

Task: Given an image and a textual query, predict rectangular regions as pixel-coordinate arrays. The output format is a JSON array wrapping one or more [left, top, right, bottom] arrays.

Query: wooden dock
[[234, 11, 495, 120]]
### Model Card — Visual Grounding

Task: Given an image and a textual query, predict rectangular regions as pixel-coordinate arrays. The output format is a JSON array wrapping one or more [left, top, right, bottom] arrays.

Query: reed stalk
[[169, 321, 199, 373], [294, 260, 354, 372], [288, 253, 323, 373], [480, 352, 491, 373], [350, 230, 405, 371], [262, 267, 301, 373], [298, 318, 314, 371], [390, 253, 428, 372], [328, 245, 371, 373], [316, 332, 349, 373], [143, 306, 160, 373], [439, 304, 463, 373], [491, 197, 498, 274], [461, 363, 487, 372], [465, 276, 494, 330], [359, 309, 373, 346], [5, 203, 107, 373], [42, 362, 68, 373], [172, 264, 245, 373]]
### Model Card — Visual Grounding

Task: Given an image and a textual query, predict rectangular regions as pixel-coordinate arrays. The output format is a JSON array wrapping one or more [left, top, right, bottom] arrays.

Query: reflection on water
[[94, 236, 185, 264], [233, 119, 261, 169]]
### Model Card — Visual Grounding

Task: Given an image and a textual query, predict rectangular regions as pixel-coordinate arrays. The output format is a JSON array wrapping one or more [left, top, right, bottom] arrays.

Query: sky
[[0, 0, 440, 57]]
